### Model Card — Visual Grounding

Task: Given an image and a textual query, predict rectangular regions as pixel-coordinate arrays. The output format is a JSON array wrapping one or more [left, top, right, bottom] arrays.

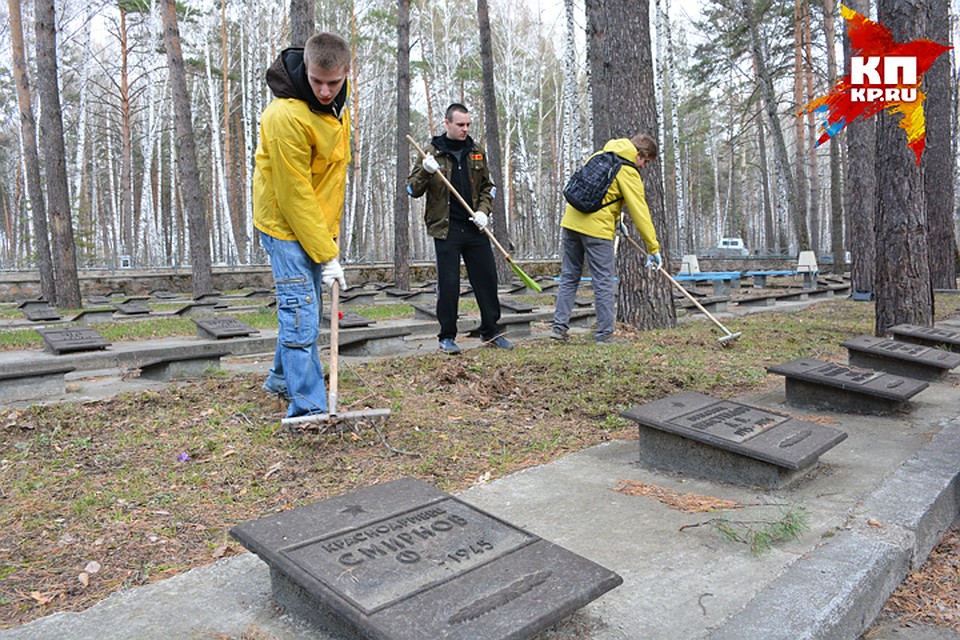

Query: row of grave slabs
[[226, 318, 960, 639], [13, 302, 960, 640]]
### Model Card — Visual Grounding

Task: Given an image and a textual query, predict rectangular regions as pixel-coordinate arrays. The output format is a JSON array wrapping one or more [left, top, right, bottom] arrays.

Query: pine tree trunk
[[35, 0, 81, 309], [874, 0, 933, 334], [289, 0, 312, 47], [161, 0, 213, 297], [823, 0, 845, 272], [477, 0, 512, 284], [587, 0, 675, 331], [924, 0, 956, 289], [394, 0, 411, 290], [843, 0, 876, 295], [9, 0, 56, 302]]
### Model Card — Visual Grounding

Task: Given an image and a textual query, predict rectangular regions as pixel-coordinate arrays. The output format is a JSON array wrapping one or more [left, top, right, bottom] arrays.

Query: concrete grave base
[[0, 366, 75, 402], [782, 378, 908, 415], [139, 353, 226, 381], [635, 424, 810, 489]]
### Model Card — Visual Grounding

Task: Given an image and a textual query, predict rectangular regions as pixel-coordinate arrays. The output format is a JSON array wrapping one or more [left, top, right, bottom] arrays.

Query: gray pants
[[553, 227, 616, 340]]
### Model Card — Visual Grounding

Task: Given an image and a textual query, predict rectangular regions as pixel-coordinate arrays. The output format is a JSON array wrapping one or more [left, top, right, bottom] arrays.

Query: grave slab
[[138, 352, 227, 381], [37, 326, 111, 354], [172, 302, 218, 318], [230, 477, 622, 640], [72, 308, 116, 324], [113, 302, 152, 316], [340, 290, 379, 306], [322, 310, 375, 329], [499, 298, 535, 314], [16, 299, 49, 310], [193, 317, 259, 340], [150, 290, 180, 300], [621, 391, 847, 488], [767, 358, 928, 415], [412, 304, 438, 321], [85, 295, 113, 305], [888, 324, 960, 354], [842, 335, 960, 381], [0, 365, 75, 402], [22, 305, 62, 322]]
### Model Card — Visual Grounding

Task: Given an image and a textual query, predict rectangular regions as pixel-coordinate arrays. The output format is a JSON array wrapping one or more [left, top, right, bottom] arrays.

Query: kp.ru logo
[[802, 5, 950, 163], [849, 56, 917, 102]]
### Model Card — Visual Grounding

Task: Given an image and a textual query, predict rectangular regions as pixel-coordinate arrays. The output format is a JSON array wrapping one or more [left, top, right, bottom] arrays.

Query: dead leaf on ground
[[614, 480, 744, 513]]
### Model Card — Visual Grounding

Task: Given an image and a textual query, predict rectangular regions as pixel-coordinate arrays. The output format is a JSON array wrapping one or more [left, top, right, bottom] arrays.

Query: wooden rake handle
[[405, 134, 514, 263]]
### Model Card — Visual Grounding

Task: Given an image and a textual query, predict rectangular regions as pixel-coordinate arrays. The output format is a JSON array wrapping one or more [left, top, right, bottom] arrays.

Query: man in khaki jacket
[[253, 32, 350, 417], [552, 134, 662, 344]]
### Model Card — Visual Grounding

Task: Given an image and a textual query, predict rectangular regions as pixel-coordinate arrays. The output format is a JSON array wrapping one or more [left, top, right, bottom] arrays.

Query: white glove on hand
[[645, 252, 663, 271], [471, 211, 489, 230], [321, 258, 347, 291], [422, 154, 440, 174]]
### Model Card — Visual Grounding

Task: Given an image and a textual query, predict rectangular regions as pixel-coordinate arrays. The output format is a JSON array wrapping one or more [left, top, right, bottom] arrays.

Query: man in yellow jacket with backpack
[[552, 134, 662, 344]]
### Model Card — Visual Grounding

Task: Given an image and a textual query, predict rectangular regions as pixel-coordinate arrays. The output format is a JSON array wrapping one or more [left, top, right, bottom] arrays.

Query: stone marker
[[193, 316, 259, 340], [151, 290, 180, 300], [842, 335, 960, 381], [888, 324, 960, 354], [412, 304, 438, 320], [22, 305, 62, 322], [174, 302, 218, 317], [37, 326, 111, 354], [230, 477, 622, 640], [17, 298, 49, 310], [767, 358, 928, 415], [113, 302, 152, 315], [72, 308, 116, 324], [499, 298, 534, 313], [322, 310, 375, 329], [621, 391, 847, 487], [85, 295, 113, 305]]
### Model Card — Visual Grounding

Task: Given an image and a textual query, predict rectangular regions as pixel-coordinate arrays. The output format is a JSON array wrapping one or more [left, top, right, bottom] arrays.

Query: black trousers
[[434, 222, 501, 341]]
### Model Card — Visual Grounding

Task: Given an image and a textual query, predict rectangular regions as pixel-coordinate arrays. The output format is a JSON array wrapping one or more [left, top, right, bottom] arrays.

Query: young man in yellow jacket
[[552, 134, 662, 344], [253, 33, 350, 417]]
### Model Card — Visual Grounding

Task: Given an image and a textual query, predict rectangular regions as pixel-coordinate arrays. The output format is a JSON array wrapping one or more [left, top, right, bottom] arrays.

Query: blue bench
[[672, 271, 741, 296], [745, 270, 819, 289]]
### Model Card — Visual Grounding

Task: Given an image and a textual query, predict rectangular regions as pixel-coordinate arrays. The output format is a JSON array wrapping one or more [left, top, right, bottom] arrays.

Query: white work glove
[[645, 252, 663, 271], [422, 154, 440, 174], [471, 211, 489, 230], [321, 258, 348, 291]]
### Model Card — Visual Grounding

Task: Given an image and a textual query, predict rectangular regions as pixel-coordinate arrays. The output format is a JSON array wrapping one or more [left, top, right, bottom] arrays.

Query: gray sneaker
[[550, 327, 569, 341], [438, 338, 462, 355]]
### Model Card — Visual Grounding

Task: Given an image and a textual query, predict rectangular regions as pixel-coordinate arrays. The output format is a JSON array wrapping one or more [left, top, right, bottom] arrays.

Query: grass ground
[[2, 296, 960, 631]]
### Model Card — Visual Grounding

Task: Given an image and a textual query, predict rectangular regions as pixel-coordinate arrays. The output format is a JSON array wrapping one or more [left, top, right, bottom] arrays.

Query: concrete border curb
[[707, 417, 960, 640]]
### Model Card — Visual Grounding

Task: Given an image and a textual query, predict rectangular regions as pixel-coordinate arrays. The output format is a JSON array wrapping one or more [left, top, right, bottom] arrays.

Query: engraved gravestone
[[842, 335, 960, 381], [37, 326, 111, 354], [322, 310, 375, 329], [22, 305, 62, 322], [888, 324, 960, 353], [621, 391, 847, 487], [193, 316, 258, 340], [230, 477, 622, 640], [767, 358, 928, 414]]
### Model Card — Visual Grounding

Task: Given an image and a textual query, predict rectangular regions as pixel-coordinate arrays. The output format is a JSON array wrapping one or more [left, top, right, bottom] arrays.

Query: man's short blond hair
[[304, 32, 351, 71], [630, 133, 658, 160]]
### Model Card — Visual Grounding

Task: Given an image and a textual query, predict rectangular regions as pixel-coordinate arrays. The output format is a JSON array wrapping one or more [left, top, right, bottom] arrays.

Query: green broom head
[[510, 260, 542, 292]]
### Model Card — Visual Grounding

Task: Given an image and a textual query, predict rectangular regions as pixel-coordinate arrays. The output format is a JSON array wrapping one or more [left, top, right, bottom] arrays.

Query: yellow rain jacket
[[253, 50, 351, 264], [560, 138, 660, 255]]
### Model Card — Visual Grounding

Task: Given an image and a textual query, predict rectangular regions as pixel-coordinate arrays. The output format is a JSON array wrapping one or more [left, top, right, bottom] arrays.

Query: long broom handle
[[406, 135, 514, 263], [618, 226, 735, 337], [328, 279, 340, 415]]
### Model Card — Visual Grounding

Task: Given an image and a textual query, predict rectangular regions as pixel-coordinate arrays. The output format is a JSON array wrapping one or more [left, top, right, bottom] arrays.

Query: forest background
[[0, 0, 958, 301]]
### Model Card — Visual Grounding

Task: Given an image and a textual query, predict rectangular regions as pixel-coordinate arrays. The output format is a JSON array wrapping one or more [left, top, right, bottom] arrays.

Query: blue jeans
[[260, 231, 327, 417], [553, 227, 616, 340]]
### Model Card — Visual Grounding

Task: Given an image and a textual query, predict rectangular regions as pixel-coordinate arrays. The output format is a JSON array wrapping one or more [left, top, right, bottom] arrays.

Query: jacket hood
[[266, 48, 347, 118], [602, 138, 639, 163]]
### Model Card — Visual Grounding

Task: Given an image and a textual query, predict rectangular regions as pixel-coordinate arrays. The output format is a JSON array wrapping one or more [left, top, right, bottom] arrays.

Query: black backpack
[[562, 152, 638, 213]]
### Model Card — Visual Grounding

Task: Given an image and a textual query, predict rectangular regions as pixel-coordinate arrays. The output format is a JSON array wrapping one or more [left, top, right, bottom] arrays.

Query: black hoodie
[[265, 48, 347, 120]]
